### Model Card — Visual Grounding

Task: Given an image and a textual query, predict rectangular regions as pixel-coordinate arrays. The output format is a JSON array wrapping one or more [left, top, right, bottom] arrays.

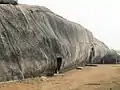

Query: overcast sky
[[19, 0, 120, 50]]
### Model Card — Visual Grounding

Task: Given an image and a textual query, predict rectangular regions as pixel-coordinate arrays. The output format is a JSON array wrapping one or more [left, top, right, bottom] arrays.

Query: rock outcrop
[[92, 38, 110, 63], [0, 4, 110, 81], [0, 0, 18, 4]]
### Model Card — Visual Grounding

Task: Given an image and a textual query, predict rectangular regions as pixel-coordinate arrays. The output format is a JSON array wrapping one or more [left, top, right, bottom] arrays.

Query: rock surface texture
[[93, 38, 110, 63], [0, 4, 110, 81], [0, 0, 18, 4]]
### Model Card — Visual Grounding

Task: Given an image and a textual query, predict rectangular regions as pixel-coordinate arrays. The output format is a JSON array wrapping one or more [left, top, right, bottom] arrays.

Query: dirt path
[[0, 64, 120, 90]]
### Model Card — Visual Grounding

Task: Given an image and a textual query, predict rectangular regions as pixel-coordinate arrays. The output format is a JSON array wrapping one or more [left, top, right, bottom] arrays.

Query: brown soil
[[0, 64, 120, 90]]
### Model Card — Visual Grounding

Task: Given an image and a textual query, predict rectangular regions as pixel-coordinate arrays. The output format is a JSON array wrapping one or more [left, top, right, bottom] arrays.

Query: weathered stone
[[0, 4, 110, 82], [92, 38, 110, 63], [0, 0, 18, 4]]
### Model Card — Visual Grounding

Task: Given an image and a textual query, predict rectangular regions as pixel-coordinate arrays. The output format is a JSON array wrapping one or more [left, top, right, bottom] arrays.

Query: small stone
[[41, 76, 48, 81], [54, 74, 64, 76]]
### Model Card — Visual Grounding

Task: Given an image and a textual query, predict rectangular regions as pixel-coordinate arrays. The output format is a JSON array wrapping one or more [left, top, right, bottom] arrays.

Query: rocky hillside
[[0, 4, 110, 81]]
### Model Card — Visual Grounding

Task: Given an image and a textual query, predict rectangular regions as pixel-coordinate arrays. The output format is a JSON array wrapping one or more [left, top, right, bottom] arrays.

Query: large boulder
[[92, 38, 110, 63], [100, 49, 120, 64], [0, 0, 18, 4], [0, 4, 110, 81]]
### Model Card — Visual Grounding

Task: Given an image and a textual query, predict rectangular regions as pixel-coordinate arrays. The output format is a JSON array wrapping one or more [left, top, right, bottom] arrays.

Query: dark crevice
[[89, 45, 95, 64], [55, 57, 62, 74]]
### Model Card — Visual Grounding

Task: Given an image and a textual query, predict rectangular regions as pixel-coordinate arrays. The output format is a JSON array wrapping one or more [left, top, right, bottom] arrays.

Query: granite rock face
[[92, 38, 110, 63], [0, 0, 18, 4], [0, 4, 110, 81]]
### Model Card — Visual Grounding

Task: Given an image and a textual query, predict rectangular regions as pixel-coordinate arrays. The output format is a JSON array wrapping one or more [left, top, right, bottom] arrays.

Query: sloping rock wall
[[92, 38, 110, 63], [0, 4, 110, 81]]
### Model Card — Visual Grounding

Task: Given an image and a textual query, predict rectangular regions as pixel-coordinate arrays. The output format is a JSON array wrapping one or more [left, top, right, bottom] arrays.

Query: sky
[[19, 0, 120, 50]]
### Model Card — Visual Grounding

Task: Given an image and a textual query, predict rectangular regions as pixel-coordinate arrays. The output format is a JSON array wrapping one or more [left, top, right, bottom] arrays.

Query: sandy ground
[[0, 64, 120, 90]]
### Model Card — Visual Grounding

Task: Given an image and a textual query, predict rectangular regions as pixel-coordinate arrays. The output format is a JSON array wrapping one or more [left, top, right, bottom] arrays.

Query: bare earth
[[0, 64, 120, 90]]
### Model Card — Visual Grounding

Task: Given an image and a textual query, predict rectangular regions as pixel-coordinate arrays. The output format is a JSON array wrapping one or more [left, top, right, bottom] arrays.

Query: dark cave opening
[[55, 57, 62, 74]]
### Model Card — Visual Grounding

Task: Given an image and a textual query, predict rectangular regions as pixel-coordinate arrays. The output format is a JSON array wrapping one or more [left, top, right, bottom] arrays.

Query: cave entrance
[[89, 46, 95, 64], [55, 57, 62, 74]]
